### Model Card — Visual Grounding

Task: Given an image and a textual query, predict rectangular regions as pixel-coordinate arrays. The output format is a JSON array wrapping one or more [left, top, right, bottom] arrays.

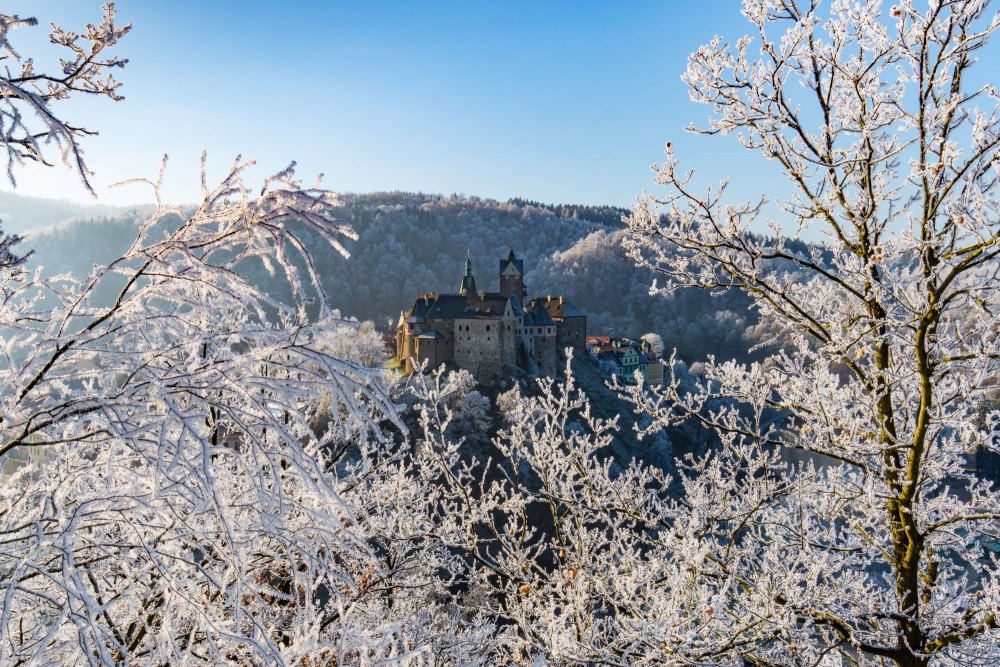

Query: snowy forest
[[3, 2, 1000, 666]]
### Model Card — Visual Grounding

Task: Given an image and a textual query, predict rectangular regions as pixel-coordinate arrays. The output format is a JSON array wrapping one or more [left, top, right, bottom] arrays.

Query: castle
[[395, 249, 586, 380]]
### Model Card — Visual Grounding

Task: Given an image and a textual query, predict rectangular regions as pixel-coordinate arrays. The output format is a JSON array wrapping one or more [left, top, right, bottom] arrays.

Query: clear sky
[[2, 2, 997, 212]]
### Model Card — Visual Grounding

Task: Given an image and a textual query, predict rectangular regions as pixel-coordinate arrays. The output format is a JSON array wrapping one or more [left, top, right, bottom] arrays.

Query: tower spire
[[499, 246, 525, 300], [459, 254, 477, 295]]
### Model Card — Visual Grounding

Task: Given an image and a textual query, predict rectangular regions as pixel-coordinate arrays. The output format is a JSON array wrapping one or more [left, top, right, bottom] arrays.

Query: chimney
[[559, 296, 564, 304]]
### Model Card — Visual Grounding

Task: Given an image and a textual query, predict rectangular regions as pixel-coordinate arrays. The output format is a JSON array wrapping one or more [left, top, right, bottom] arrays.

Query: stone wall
[[453, 318, 505, 379], [498, 314, 517, 368], [399, 319, 456, 373], [533, 332, 558, 376], [557, 317, 587, 352], [428, 319, 456, 360], [399, 329, 416, 373], [414, 336, 445, 369]]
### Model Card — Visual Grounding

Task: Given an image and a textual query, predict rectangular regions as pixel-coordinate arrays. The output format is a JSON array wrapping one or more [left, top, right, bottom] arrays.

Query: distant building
[[396, 250, 586, 381], [641, 341, 663, 385], [588, 336, 665, 385], [527, 296, 588, 352]]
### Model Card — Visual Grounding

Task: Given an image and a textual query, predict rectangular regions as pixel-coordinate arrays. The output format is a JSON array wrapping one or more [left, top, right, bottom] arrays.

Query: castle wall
[[498, 313, 517, 368], [400, 318, 455, 374], [557, 317, 587, 352], [414, 337, 444, 369], [401, 330, 416, 373], [453, 318, 504, 379], [500, 274, 524, 299], [533, 332, 558, 376], [517, 321, 533, 356], [428, 319, 455, 362], [522, 322, 558, 376]]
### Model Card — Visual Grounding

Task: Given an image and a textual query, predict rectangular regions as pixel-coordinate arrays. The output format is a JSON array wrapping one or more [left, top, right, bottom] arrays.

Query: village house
[[587, 336, 664, 385], [396, 250, 587, 381]]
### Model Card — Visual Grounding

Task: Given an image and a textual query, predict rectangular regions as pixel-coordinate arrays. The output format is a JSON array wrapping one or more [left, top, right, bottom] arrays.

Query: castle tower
[[499, 248, 525, 300], [459, 257, 478, 295]]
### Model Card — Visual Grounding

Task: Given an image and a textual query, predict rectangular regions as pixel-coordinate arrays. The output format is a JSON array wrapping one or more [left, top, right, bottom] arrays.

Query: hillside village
[[587, 335, 664, 385], [393, 249, 666, 384]]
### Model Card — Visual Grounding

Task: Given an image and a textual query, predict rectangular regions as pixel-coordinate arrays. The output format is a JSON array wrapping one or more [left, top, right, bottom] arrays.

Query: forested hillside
[[25, 192, 766, 363]]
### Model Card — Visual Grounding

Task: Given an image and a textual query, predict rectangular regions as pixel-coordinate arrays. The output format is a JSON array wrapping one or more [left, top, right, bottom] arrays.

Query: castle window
[[486, 325, 490, 331]]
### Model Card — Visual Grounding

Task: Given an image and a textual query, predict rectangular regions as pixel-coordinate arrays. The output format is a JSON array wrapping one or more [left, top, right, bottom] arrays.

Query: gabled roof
[[405, 297, 433, 324], [616, 345, 642, 359], [404, 291, 514, 323], [465, 292, 512, 317], [426, 294, 473, 319], [523, 301, 556, 326], [499, 248, 524, 275], [528, 296, 586, 319], [597, 346, 642, 365]]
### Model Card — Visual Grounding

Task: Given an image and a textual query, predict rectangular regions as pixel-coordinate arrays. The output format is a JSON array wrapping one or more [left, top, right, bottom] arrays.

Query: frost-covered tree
[[0, 3, 129, 194], [0, 223, 26, 270], [0, 4, 457, 663], [0, 3, 127, 274], [623, 0, 1000, 664], [0, 157, 433, 663], [314, 316, 389, 369], [398, 354, 750, 665], [399, 357, 675, 665], [641, 332, 665, 357]]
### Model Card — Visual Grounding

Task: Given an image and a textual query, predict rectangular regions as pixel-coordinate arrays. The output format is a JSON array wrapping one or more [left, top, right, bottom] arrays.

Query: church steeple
[[459, 255, 478, 295]]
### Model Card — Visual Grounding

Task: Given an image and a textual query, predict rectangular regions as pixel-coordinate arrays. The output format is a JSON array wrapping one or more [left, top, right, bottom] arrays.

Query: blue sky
[[1, 1, 772, 207], [4, 2, 997, 213]]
